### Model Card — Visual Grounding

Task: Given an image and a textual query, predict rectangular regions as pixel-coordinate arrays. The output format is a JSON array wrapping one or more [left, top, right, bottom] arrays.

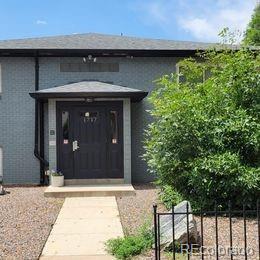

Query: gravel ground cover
[[0, 186, 64, 259], [194, 216, 259, 260], [116, 184, 165, 235], [117, 184, 259, 260]]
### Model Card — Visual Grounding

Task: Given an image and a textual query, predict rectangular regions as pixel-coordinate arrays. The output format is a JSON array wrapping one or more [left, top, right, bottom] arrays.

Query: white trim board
[[48, 98, 132, 183]]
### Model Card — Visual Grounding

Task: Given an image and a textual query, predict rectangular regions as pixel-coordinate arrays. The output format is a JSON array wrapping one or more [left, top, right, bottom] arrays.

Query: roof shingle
[[0, 32, 217, 50], [29, 81, 148, 102]]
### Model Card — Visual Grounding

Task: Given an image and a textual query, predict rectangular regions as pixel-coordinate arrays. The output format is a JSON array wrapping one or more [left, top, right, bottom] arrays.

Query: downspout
[[39, 100, 46, 182], [34, 55, 49, 184]]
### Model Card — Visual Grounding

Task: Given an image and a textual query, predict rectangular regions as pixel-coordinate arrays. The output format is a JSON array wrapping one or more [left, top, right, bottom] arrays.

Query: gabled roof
[[29, 81, 148, 102], [0, 33, 216, 51]]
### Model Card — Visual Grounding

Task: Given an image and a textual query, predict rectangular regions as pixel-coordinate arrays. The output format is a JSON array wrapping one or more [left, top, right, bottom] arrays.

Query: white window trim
[[176, 63, 209, 83], [176, 63, 186, 83], [176, 63, 180, 84]]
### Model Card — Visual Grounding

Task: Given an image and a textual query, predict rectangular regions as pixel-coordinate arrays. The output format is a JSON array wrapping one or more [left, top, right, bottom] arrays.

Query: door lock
[[72, 140, 80, 151]]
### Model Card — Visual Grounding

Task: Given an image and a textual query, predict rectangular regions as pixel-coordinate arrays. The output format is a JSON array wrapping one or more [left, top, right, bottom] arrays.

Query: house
[[0, 33, 214, 185]]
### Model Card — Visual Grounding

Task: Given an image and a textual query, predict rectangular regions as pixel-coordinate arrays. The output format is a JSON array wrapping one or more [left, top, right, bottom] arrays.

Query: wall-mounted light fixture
[[83, 55, 97, 63], [85, 97, 94, 103]]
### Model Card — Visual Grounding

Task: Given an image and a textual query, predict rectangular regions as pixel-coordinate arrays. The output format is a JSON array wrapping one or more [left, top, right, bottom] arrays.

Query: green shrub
[[159, 185, 183, 210], [106, 236, 150, 259], [188, 152, 260, 208], [244, 4, 260, 46], [144, 39, 260, 210], [106, 223, 153, 259]]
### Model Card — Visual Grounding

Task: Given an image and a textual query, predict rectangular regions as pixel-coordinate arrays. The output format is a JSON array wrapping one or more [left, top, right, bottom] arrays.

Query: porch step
[[44, 184, 135, 198], [64, 178, 124, 185]]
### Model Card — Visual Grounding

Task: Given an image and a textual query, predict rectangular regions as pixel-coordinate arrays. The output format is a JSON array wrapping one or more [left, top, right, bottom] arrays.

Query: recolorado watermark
[[180, 244, 255, 257]]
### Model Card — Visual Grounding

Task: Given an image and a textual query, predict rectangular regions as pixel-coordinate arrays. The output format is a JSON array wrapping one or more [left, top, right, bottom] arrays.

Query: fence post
[[158, 214, 161, 259], [215, 201, 219, 260], [172, 203, 176, 260], [228, 200, 233, 260], [186, 201, 190, 260], [200, 206, 204, 260], [257, 199, 260, 260], [153, 204, 158, 260], [243, 203, 247, 260]]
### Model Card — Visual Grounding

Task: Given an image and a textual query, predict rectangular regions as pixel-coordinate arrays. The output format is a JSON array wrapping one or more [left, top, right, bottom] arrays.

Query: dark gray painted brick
[[0, 56, 180, 184]]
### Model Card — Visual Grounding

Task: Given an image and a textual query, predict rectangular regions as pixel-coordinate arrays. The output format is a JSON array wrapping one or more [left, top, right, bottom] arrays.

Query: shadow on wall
[[131, 100, 155, 183]]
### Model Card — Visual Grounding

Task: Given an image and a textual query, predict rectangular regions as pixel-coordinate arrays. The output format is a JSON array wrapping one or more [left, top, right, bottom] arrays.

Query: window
[[176, 63, 211, 83], [203, 69, 212, 82], [0, 147, 3, 180], [60, 62, 119, 72], [62, 111, 69, 144], [176, 63, 186, 83], [110, 111, 118, 144]]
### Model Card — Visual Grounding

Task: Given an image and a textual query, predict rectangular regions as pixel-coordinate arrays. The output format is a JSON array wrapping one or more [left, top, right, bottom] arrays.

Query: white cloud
[[130, 0, 171, 27], [144, 2, 169, 25], [178, 2, 255, 42], [179, 18, 216, 41], [36, 20, 47, 25], [132, 0, 256, 42]]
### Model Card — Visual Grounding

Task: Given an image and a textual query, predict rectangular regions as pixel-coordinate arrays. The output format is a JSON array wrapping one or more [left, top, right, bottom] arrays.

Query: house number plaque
[[83, 111, 98, 123]]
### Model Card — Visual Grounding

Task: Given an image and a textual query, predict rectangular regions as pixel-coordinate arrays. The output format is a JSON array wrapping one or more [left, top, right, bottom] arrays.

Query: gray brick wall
[[0, 57, 39, 184], [0, 56, 180, 184]]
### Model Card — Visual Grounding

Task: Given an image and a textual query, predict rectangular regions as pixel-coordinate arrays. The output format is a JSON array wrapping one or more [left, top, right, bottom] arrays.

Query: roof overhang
[[29, 81, 148, 102], [0, 49, 199, 57], [1, 33, 257, 58]]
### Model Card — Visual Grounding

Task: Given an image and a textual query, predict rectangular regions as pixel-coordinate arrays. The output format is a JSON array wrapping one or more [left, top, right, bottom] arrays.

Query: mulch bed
[[0, 186, 64, 259]]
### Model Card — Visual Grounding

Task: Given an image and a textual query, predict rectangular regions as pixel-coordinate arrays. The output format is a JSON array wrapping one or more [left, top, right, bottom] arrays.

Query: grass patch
[[106, 222, 153, 259], [164, 252, 187, 260]]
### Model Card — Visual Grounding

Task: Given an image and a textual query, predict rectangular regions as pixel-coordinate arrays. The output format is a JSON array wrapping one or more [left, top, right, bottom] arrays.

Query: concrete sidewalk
[[40, 197, 123, 259]]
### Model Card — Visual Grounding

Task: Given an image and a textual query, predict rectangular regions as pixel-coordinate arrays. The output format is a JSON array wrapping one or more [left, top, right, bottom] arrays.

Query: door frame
[[56, 101, 123, 179], [48, 98, 132, 184]]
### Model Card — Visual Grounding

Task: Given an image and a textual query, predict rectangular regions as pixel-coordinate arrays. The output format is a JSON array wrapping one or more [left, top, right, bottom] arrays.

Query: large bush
[[144, 45, 260, 209]]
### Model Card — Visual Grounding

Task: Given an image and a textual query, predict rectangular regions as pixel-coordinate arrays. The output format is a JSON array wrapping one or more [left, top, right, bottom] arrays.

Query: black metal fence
[[153, 200, 260, 260]]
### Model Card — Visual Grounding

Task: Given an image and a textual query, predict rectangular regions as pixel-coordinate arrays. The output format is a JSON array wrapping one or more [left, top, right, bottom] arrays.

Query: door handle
[[72, 140, 80, 152]]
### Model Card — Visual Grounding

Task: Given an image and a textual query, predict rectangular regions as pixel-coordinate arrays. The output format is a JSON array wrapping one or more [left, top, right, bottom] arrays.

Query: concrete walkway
[[41, 197, 123, 259]]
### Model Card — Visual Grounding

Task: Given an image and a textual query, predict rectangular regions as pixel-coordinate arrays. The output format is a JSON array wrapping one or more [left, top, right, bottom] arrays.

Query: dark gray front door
[[57, 101, 123, 179], [73, 106, 107, 179]]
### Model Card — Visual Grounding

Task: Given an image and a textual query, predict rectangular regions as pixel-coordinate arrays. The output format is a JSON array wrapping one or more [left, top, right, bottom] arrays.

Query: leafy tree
[[144, 44, 260, 209], [244, 3, 260, 46]]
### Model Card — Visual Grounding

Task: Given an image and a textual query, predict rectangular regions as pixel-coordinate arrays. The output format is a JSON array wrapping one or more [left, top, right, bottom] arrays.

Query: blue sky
[[0, 0, 257, 42]]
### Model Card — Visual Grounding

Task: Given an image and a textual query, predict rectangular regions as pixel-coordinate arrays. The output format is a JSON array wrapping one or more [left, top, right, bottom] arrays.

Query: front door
[[57, 101, 123, 179]]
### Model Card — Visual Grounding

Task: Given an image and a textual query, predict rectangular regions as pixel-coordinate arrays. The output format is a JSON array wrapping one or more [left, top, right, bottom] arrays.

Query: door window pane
[[110, 111, 118, 144], [62, 111, 69, 144]]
